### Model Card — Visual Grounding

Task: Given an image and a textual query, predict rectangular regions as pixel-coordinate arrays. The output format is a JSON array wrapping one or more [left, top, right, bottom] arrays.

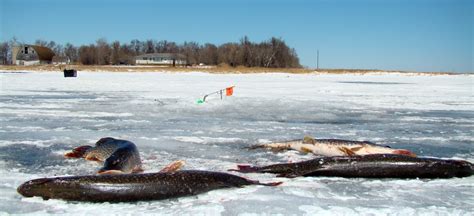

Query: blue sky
[[1, 0, 472, 72]]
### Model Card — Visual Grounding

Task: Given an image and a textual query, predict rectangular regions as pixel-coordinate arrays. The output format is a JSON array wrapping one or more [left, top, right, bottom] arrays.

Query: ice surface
[[0, 71, 473, 215]]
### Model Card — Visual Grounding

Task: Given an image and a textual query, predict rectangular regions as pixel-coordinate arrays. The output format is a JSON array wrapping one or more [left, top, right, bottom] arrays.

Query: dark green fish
[[17, 170, 281, 202], [65, 137, 143, 174], [230, 154, 473, 179]]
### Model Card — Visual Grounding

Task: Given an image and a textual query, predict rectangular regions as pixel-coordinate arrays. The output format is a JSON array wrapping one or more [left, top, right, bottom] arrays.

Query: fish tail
[[64, 145, 93, 158], [245, 144, 266, 150], [228, 164, 259, 173]]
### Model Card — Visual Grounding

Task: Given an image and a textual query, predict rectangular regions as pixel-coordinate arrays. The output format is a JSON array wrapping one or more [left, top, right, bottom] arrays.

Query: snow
[[0, 71, 473, 215]]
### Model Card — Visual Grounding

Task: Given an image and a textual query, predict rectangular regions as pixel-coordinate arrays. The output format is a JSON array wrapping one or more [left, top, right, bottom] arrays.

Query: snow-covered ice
[[0, 71, 473, 215]]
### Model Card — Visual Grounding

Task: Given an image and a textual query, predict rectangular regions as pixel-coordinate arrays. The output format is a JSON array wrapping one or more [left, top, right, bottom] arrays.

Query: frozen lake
[[0, 71, 473, 215]]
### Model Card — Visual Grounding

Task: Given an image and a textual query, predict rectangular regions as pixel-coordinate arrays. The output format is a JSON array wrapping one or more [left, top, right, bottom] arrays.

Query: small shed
[[63, 69, 77, 77]]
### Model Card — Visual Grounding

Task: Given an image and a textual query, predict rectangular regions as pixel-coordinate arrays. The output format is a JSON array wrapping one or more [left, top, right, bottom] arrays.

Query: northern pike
[[250, 136, 416, 157], [230, 154, 473, 179], [17, 170, 281, 202], [64, 137, 143, 174]]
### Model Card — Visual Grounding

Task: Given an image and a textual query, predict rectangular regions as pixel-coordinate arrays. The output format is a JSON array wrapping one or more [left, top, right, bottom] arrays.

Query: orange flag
[[226, 86, 234, 96]]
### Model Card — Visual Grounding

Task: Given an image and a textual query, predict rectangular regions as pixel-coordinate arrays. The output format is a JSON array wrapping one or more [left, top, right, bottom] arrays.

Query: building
[[13, 45, 55, 65], [135, 53, 186, 66]]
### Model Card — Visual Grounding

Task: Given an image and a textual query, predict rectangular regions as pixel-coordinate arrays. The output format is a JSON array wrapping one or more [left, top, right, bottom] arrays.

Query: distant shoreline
[[0, 65, 467, 75]]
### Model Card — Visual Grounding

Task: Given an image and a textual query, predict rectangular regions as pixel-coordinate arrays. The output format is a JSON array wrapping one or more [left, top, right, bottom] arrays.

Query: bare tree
[[0, 42, 9, 64], [96, 38, 111, 65], [130, 39, 142, 55], [144, 40, 155, 53], [78, 44, 97, 65], [12, 36, 300, 67], [34, 39, 48, 47], [64, 43, 78, 63]]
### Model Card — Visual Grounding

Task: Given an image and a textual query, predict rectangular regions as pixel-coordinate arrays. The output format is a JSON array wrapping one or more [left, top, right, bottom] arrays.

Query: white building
[[135, 53, 186, 66]]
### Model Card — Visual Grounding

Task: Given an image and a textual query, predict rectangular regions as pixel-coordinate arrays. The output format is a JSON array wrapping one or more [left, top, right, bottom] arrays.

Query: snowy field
[[0, 71, 473, 215]]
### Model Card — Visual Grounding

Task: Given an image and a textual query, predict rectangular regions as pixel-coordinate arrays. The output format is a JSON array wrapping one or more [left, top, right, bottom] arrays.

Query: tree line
[[0, 36, 300, 68]]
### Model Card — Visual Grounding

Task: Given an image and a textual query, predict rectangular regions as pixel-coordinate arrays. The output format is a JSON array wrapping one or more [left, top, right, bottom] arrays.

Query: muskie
[[251, 136, 416, 157], [17, 170, 281, 202], [65, 137, 143, 174], [230, 154, 473, 179]]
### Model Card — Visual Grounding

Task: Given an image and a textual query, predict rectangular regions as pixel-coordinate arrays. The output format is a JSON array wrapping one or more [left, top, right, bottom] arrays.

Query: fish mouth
[[64, 145, 93, 158], [17, 178, 53, 198], [393, 149, 417, 157]]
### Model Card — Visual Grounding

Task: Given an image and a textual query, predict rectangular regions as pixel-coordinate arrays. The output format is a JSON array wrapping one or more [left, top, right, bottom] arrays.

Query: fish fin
[[97, 170, 124, 175], [300, 146, 313, 154], [393, 149, 417, 157], [64, 145, 92, 158], [228, 164, 259, 173], [349, 146, 364, 152], [338, 147, 356, 156], [132, 167, 144, 173], [303, 136, 316, 144], [85, 155, 102, 162], [159, 160, 185, 173]]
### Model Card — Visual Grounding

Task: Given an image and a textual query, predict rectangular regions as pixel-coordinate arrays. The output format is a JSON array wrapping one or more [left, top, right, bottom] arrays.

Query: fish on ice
[[230, 154, 473, 179], [17, 170, 282, 202], [250, 136, 416, 157], [64, 137, 144, 174]]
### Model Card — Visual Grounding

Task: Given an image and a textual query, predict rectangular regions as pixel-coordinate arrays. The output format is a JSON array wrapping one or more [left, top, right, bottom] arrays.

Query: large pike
[[17, 170, 281, 202], [250, 136, 416, 157], [65, 137, 143, 174], [230, 154, 473, 179]]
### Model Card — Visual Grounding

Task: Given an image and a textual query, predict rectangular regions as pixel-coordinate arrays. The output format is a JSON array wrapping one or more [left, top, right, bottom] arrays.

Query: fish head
[[17, 178, 55, 199], [100, 157, 127, 174], [450, 160, 474, 176], [99, 148, 136, 174]]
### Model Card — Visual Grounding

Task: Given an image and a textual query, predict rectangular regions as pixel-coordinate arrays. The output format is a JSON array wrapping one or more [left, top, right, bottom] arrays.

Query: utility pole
[[317, 50, 319, 70]]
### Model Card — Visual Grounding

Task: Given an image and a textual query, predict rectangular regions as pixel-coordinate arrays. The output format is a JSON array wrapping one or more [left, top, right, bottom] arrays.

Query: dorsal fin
[[159, 160, 185, 173], [303, 136, 316, 144]]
